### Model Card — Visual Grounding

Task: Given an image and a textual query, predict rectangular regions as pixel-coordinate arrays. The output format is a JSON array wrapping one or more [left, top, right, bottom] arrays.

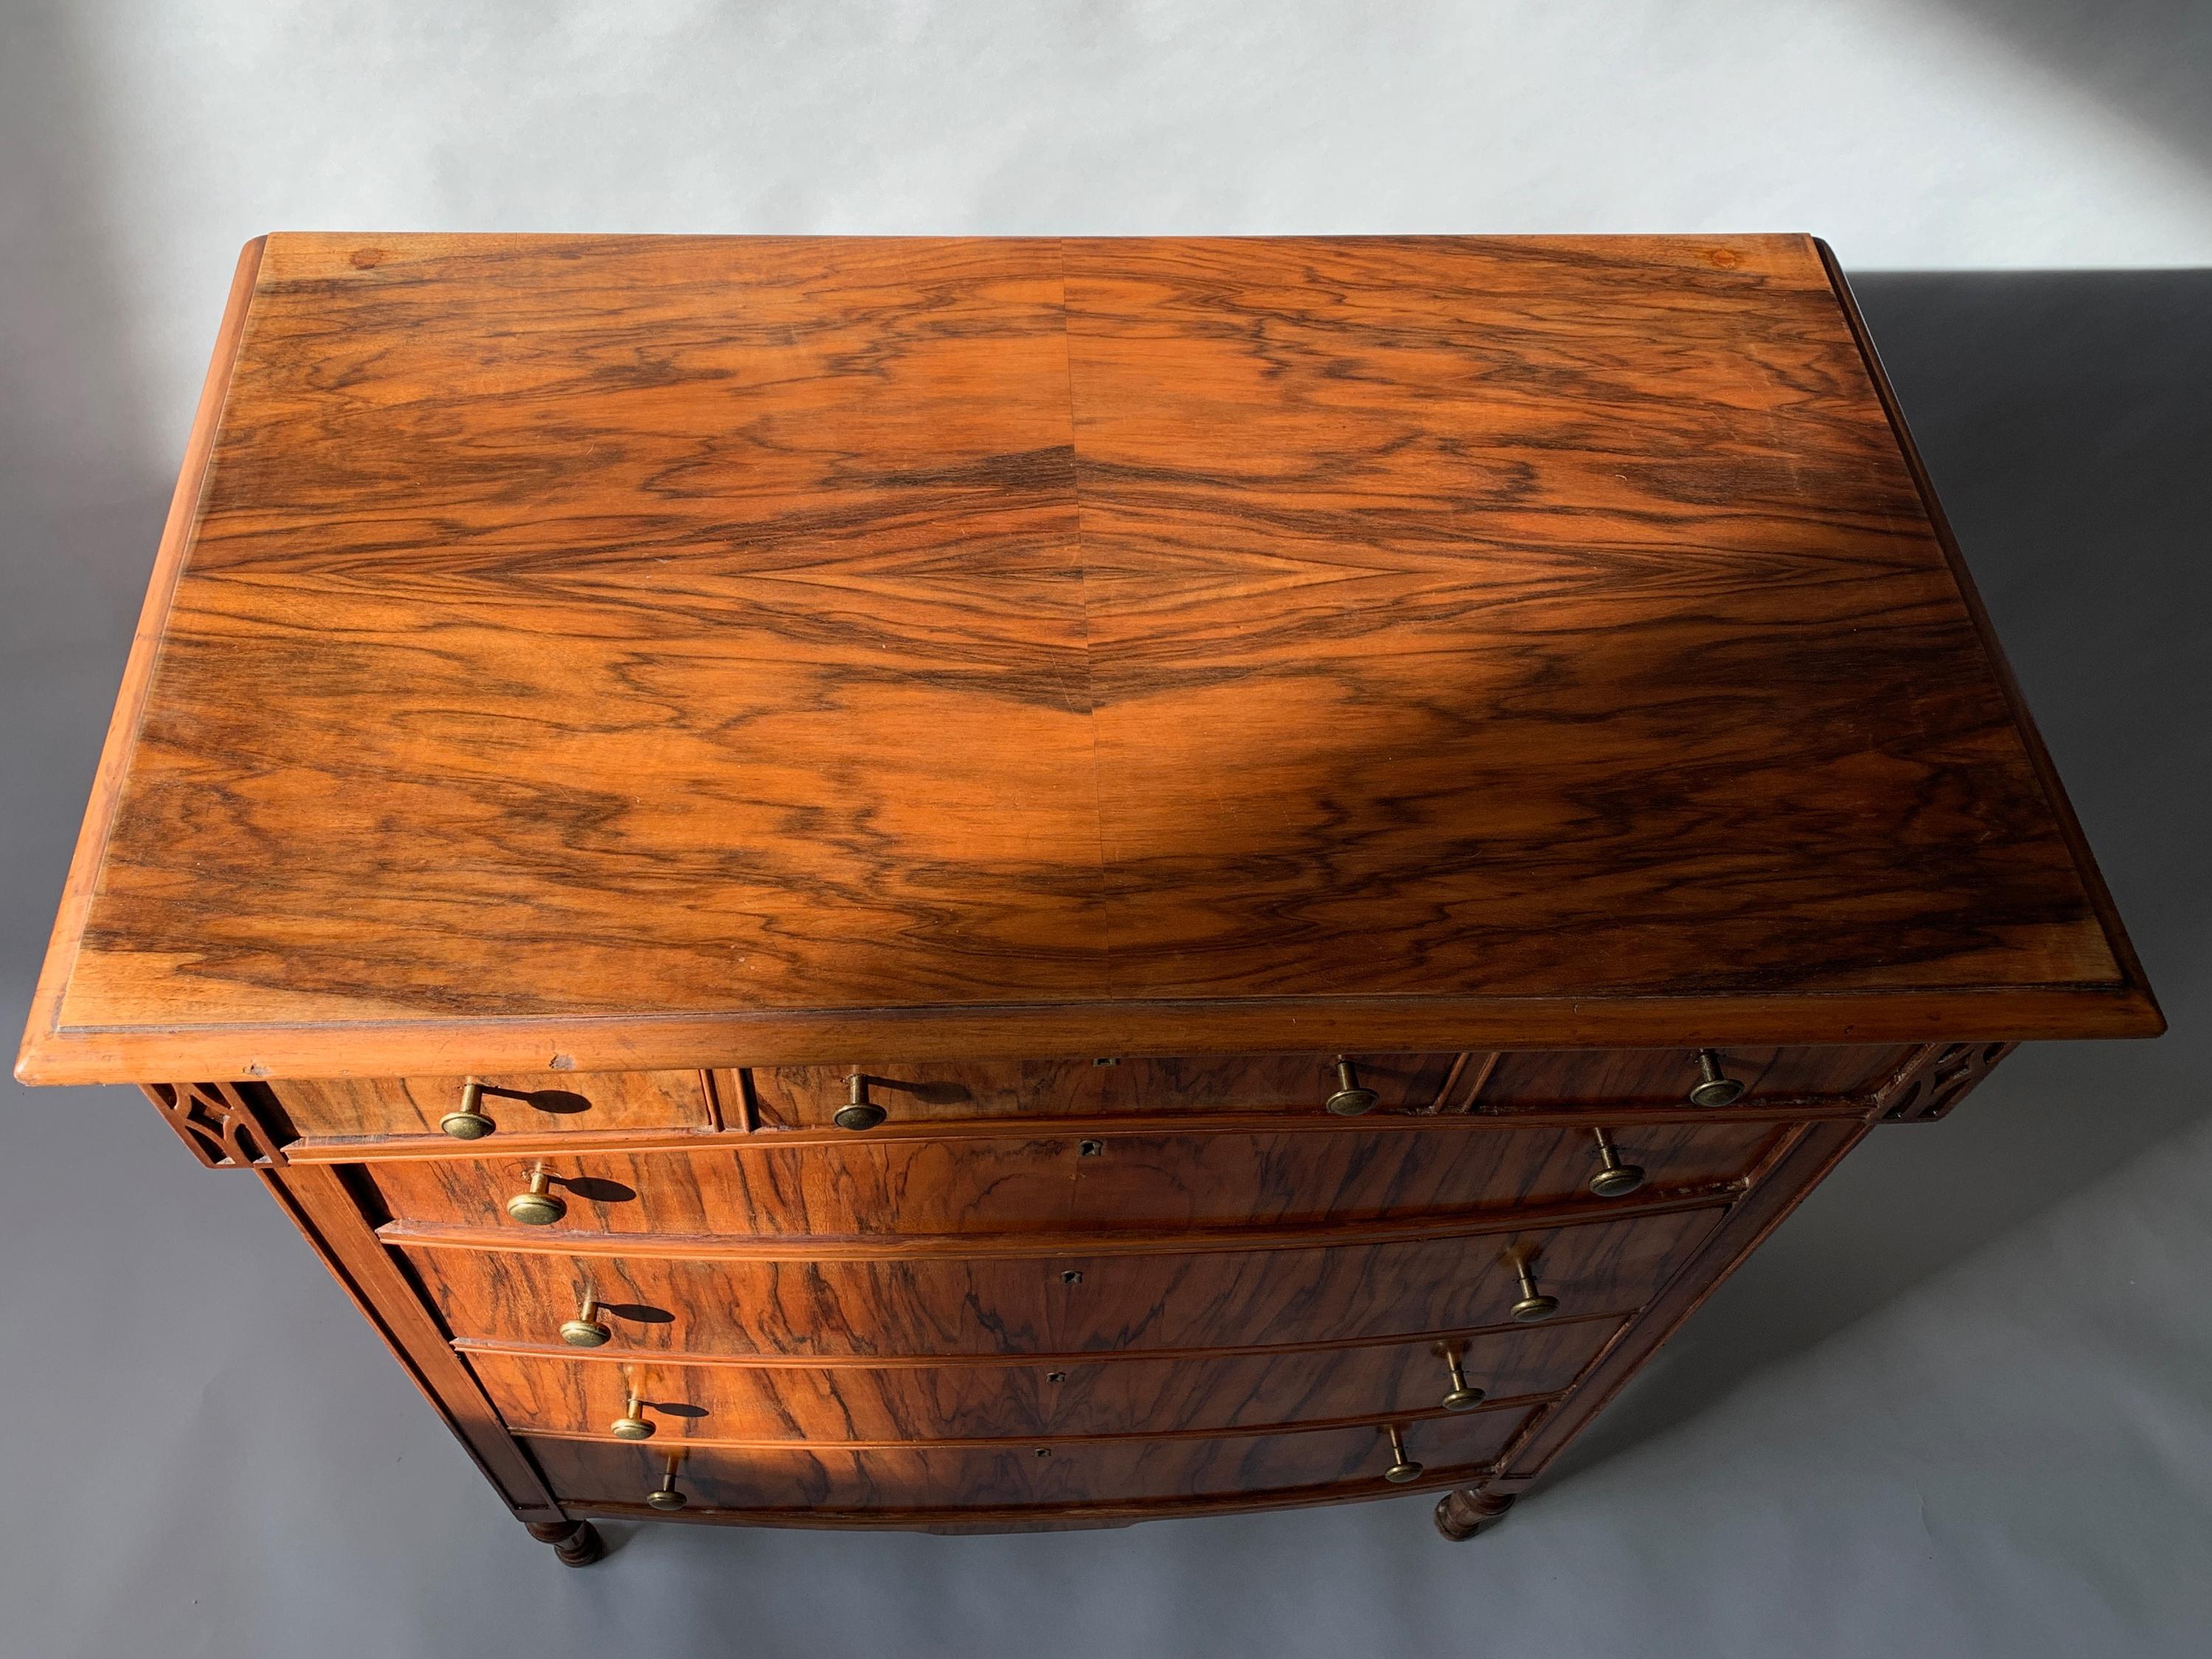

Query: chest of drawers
[[16, 232, 2160, 1565]]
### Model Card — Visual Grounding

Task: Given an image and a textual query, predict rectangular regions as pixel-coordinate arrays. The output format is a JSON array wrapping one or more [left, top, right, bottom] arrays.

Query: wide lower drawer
[[371, 1120, 1777, 1239], [400, 1208, 1724, 1358], [1463, 1045, 1913, 1113], [465, 1319, 1618, 1442], [735, 1052, 1461, 1128], [527, 1408, 1533, 1514], [271, 1070, 714, 1144]]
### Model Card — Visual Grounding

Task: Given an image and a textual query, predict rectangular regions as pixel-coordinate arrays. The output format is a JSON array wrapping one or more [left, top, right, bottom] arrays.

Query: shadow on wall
[[1929, 0, 2212, 184], [1557, 265, 2212, 1475]]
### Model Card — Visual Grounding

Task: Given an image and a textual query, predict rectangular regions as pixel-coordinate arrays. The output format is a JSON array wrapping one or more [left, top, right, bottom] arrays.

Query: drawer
[[466, 1320, 1617, 1443], [400, 1206, 1725, 1358], [1463, 1045, 1913, 1113], [271, 1070, 714, 1144], [370, 1120, 1777, 1239], [734, 1052, 1461, 1128], [525, 1408, 1533, 1514]]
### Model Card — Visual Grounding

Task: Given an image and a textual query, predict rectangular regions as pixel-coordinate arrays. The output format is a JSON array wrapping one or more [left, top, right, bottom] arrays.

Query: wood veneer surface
[[524, 1408, 1531, 1511], [400, 1206, 1723, 1358], [464, 1321, 1615, 1443], [367, 1121, 1774, 1238], [18, 233, 2157, 1085]]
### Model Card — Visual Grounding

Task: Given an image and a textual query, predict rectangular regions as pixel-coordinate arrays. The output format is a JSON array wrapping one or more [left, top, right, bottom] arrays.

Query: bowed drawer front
[[363, 1120, 1782, 1239], [460, 1321, 1621, 1444], [21, 232, 2158, 1559]]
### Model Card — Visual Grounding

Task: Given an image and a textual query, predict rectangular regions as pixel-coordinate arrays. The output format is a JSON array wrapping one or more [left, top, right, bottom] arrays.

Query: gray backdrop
[[3, 5, 2207, 1656]]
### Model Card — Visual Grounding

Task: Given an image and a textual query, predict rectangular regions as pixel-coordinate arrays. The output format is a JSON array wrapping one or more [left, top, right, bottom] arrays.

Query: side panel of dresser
[[253, 1162, 567, 1524]]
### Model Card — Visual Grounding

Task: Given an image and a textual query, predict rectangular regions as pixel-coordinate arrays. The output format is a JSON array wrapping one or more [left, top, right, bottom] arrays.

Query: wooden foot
[[1433, 1486, 1515, 1542], [527, 1518, 606, 1567]]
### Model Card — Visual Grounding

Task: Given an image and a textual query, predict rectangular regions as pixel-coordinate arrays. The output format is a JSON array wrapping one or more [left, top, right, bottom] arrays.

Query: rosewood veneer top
[[16, 233, 2158, 1082]]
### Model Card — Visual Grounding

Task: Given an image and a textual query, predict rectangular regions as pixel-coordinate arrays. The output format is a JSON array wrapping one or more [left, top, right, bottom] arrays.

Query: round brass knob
[[560, 1295, 611, 1348], [505, 1165, 566, 1226], [1439, 1347, 1486, 1412], [1325, 1058, 1378, 1117], [611, 1386, 655, 1441], [834, 1074, 886, 1133], [1588, 1127, 1646, 1198], [1688, 1048, 1745, 1108], [440, 1080, 495, 1140], [1506, 1246, 1559, 1322], [1382, 1424, 1424, 1484], [646, 1455, 686, 1511]]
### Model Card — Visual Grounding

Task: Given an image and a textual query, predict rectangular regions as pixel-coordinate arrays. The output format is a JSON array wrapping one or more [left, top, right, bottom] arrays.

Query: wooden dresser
[[15, 233, 2160, 1565]]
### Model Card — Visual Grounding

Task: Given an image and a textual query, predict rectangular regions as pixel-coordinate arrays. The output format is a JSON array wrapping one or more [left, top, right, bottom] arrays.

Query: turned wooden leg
[[1433, 1486, 1515, 1542], [527, 1518, 606, 1567]]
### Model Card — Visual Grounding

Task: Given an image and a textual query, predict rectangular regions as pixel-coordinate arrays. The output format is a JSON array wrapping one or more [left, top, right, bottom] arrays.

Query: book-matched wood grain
[[365, 1120, 1775, 1239], [17, 233, 2157, 1085], [397, 1206, 1725, 1360], [462, 1319, 1617, 1444]]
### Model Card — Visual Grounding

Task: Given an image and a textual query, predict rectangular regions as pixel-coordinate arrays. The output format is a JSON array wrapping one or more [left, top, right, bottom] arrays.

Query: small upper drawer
[[269, 1071, 714, 1145], [735, 1052, 1461, 1129], [1464, 1046, 1913, 1113]]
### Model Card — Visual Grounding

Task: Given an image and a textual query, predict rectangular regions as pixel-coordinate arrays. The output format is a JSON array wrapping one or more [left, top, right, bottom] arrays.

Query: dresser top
[[17, 233, 2158, 1082]]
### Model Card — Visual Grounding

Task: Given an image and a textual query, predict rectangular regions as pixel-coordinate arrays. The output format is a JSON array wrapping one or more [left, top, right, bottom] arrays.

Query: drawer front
[[737, 1052, 1461, 1128], [372, 1121, 1776, 1239], [402, 1207, 1724, 1358], [526, 1408, 1531, 1513], [272, 1071, 714, 1144], [1466, 1046, 1912, 1113], [467, 1319, 1617, 1443]]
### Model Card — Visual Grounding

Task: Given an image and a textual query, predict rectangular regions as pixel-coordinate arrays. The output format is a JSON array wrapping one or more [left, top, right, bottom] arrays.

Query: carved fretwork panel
[[141, 1082, 287, 1167], [1877, 1043, 2019, 1123]]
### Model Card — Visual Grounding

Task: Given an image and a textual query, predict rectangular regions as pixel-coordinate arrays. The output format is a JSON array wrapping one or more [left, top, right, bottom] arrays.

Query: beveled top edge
[[15, 983, 2166, 1087]]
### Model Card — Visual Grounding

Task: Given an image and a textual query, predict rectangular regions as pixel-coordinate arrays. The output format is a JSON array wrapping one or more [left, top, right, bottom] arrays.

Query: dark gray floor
[[3, 262, 2205, 1658]]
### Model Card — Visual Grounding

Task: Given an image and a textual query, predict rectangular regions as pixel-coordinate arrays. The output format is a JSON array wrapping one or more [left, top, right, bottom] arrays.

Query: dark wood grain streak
[[10, 233, 2161, 1548], [1813, 240, 2158, 1020], [18, 233, 2155, 1086], [464, 1322, 1612, 1443], [400, 1208, 1723, 1359], [524, 1408, 1531, 1511], [366, 1121, 1775, 1239]]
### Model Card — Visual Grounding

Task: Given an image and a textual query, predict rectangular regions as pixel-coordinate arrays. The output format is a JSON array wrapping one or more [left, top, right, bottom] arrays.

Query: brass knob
[[646, 1454, 686, 1511], [834, 1074, 887, 1133], [560, 1295, 611, 1348], [1324, 1058, 1378, 1117], [505, 1164, 566, 1225], [1688, 1048, 1745, 1108], [1382, 1424, 1424, 1484], [611, 1383, 655, 1441], [1506, 1245, 1559, 1322], [1439, 1346, 1486, 1412], [440, 1079, 495, 1140], [1588, 1127, 1646, 1198]]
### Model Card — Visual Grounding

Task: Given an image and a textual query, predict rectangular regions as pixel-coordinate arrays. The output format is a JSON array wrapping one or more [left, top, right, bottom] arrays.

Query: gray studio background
[[4, 4, 2208, 1656]]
